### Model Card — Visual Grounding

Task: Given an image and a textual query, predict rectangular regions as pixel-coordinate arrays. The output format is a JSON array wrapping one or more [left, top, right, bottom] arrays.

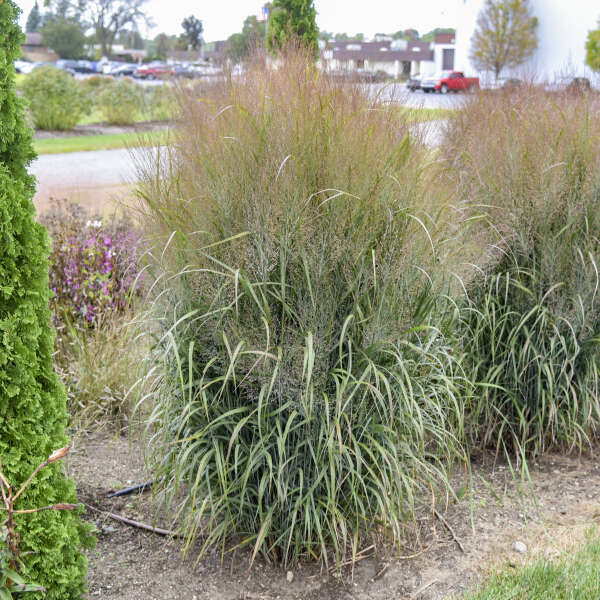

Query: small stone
[[512, 541, 527, 554], [286, 571, 294, 583]]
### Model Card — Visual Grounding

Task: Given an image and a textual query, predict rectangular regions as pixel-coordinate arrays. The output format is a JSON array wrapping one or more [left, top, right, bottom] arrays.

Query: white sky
[[15, 0, 459, 42]]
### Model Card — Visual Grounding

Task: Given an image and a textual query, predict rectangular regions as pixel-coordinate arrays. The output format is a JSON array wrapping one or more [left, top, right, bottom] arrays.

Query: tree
[[153, 32, 170, 60], [26, 1, 42, 32], [182, 15, 203, 50], [41, 18, 86, 58], [470, 0, 538, 79], [48, 0, 150, 57], [226, 15, 266, 62], [0, 2, 93, 598], [586, 23, 600, 71], [266, 0, 318, 57]]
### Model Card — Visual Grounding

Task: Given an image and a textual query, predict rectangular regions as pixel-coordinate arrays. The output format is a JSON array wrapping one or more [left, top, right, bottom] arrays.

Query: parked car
[[567, 77, 591, 94], [421, 71, 479, 94], [546, 76, 592, 94], [406, 74, 421, 92], [134, 64, 177, 79], [108, 63, 138, 77], [56, 59, 95, 74], [486, 77, 522, 91]]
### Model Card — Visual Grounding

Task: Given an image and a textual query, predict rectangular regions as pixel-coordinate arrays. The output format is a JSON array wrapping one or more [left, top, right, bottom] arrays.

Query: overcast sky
[[15, 0, 459, 41]]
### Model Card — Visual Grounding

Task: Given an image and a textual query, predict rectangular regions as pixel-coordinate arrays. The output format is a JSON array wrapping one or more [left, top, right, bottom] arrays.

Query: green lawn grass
[[462, 530, 600, 599], [400, 107, 456, 123], [34, 130, 166, 154]]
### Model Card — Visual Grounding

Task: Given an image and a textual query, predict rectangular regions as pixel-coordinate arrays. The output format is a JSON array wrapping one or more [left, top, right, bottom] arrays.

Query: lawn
[[399, 106, 456, 123], [463, 531, 600, 600], [33, 130, 166, 154]]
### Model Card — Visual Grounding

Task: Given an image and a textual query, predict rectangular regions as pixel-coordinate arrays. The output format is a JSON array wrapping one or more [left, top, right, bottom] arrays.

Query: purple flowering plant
[[42, 200, 143, 324]]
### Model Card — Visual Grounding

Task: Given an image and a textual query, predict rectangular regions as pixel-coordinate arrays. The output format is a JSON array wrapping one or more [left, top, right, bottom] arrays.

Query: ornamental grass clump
[[441, 86, 600, 457], [0, 3, 92, 598], [136, 49, 469, 567]]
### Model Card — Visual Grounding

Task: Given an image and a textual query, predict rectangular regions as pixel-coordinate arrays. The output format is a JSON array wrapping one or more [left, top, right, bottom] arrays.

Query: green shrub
[[145, 83, 176, 121], [442, 87, 600, 456], [137, 49, 468, 567], [95, 78, 143, 125], [0, 2, 92, 598], [81, 74, 111, 91], [21, 66, 90, 130]]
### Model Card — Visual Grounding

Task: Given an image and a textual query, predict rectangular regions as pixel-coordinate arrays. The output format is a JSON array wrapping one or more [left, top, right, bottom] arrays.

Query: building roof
[[24, 32, 42, 46], [434, 33, 456, 44], [328, 40, 434, 63]]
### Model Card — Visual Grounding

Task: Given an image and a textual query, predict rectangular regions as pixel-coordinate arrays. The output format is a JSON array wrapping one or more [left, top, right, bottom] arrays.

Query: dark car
[[109, 63, 138, 77], [567, 77, 591, 94], [56, 59, 95, 74], [407, 75, 421, 92]]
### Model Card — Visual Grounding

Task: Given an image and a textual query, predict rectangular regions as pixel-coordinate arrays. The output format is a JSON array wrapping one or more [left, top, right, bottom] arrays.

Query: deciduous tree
[[586, 24, 600, 72], [0, 2, 93, 598], [41, 18, 86, 58], [182, 15, 203, 50], [470, 0, 538, 78], [226, 15, 266, 63], [47, 0, 150, 57], [266, 0, 318, 57]]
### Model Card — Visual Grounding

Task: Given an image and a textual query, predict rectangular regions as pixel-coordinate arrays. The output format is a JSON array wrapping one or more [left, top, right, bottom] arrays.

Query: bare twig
[[83, 502, 180, 538], [327, 544, 376, 572], [433, 509, 465, 553], [1, 503, 78, 515], [409, 578, 439, 598], [13, 445, 71, 503]]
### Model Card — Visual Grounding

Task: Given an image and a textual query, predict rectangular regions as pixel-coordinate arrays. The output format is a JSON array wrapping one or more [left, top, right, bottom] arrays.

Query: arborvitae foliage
[[26, 1, 42, 33], [267, 0, 318, 57], [0, 2, 92, 598]]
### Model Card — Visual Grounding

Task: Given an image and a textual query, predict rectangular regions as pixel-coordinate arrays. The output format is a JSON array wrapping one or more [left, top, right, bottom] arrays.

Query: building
[[455, 0, 599, 82], [203, 40, 230, 64], [21, 33, 58, 62], [319, 33, 456, 79]]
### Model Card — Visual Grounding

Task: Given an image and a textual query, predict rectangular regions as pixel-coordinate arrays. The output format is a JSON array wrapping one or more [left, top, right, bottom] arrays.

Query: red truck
[[421, 71, 479, 94]]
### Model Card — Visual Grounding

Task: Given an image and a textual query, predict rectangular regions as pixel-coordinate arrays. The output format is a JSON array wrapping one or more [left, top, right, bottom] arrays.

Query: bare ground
[[63, 432, 600, 600]]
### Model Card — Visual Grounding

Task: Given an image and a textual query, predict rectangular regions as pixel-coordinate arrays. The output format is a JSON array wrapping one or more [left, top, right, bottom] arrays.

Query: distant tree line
[[24, 0, 203, 60]]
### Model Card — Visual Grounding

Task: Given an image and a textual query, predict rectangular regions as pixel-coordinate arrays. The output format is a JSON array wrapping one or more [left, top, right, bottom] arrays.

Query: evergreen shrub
[[0, 3, 92, 597]]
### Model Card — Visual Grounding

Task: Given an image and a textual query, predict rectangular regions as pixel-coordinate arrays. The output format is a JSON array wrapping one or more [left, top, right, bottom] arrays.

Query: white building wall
[[455, 0, 599, 82]]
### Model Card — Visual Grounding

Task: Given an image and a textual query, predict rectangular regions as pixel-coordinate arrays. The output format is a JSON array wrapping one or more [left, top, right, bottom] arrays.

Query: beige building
[[319, 34, 456, 79]]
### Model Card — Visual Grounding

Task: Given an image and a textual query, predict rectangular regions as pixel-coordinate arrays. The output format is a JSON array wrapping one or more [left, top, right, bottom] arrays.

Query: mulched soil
[[65, 432, 600, 600]]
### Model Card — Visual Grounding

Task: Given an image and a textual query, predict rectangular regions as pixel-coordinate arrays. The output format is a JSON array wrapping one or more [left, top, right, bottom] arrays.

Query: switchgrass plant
[[441, 86, 600, 457], [136, 48, 469, 568]]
